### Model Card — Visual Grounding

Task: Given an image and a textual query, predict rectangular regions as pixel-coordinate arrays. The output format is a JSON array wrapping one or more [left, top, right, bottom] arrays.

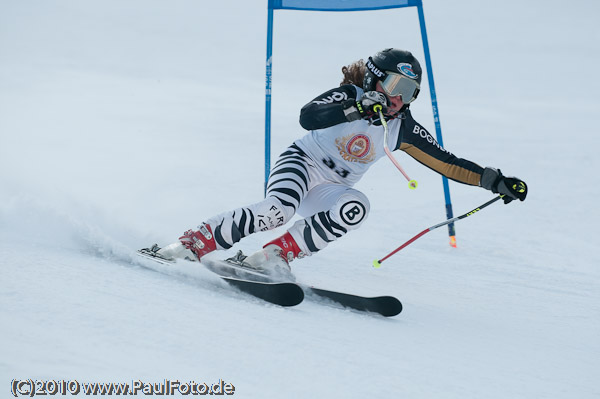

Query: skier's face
[[376, 81, 404, 112]]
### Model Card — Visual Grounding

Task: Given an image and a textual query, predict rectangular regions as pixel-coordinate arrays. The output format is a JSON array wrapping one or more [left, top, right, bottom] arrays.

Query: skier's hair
[[340, 59, 366, 88]]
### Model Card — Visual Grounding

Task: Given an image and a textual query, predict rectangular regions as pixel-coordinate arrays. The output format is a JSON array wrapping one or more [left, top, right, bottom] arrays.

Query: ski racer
[[159, 48, 528, 273]]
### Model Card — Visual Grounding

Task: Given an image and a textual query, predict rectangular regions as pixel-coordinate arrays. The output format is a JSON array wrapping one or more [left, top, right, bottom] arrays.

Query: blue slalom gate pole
[[417, 1, 457, 246], [264, 4, 274, 196], [265, 0, 456, 246]]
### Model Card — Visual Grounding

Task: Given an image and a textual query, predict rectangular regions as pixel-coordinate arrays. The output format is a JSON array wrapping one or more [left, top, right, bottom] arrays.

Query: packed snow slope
[[1, 0, 599, 398]]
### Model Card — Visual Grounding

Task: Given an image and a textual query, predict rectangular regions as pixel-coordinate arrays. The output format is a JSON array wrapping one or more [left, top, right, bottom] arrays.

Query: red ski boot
[[264, 231, 304, 264], [179, 223, 217, 261], [243, 231, 304, 275]]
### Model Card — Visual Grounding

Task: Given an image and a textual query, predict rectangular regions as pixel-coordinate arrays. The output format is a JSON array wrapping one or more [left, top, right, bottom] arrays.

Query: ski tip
[[223, 278, 304, 307], [382, 297, 403, 317]]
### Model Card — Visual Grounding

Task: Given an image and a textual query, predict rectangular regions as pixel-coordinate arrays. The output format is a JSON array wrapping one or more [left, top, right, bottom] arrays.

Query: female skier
[[160, 48, 527, 273]]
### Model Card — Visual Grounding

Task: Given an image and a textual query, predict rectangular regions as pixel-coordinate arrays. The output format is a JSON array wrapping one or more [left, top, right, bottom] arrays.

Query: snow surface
[[1, 0, 599, 398]]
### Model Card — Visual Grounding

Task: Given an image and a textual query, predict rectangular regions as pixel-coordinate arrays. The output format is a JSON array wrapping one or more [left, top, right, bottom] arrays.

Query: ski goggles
[[366, 57, 420, 104], [379, 72, 420, 104]]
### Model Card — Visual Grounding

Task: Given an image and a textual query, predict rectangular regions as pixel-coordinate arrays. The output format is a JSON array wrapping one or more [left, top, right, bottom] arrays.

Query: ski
[[137, 245, 401, 315], [201, 255, 274, 283], [206, 254, 403, 316], [137, 246, 303, 307], [306, 287, 402, 317], [219, 276, 304, 307], [137, 245, 176, 265], [199, 255, 303, 306]]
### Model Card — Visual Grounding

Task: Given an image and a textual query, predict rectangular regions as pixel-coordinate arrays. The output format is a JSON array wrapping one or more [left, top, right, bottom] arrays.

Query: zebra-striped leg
[[266, 144, 312, 217], [287, 189, 370, 256], [203, 144, 312, 251], [204, 196, 292, 250]]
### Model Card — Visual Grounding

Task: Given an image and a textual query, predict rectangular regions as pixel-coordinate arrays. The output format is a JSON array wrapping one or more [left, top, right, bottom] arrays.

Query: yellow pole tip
[[449, 236, 457, 248], [409, 180, 418, 190], [373, 259, 381, 268]]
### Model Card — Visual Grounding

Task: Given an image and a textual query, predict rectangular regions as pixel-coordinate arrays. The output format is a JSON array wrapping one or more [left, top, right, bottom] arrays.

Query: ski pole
[[373, 195, 504, 267], [374, 105, 418, 190]]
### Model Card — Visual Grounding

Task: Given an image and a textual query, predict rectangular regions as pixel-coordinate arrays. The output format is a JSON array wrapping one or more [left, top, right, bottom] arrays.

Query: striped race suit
[[205, 84, 486, 257]]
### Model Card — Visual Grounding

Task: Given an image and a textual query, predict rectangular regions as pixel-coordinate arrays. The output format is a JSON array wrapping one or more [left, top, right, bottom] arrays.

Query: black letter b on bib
[[340, 201, 366, 226]]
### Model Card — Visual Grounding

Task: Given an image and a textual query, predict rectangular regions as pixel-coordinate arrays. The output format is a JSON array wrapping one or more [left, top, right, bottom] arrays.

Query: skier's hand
[[495, 176, 528, 204], [358, 91, 388, 118], [481, 167, 527, 204], [343, 91, 388, 122]]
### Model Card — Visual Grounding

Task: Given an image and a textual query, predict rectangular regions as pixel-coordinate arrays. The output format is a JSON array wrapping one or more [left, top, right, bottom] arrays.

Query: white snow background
[[1, 0, 599, 398]]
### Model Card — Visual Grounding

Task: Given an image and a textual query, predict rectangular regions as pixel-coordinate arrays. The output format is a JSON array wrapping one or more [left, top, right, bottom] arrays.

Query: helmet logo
[[366, 59, 385, 78], [397, 63, 418, 79]]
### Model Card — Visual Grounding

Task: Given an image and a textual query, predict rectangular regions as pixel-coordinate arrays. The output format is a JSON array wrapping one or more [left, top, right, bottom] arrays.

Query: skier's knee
[[256, 196, 295, 231], [331, 190, 370, 230]]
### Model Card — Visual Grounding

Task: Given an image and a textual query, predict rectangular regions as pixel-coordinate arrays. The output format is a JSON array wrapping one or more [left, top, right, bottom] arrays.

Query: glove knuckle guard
[[481, 167, 527, 203]]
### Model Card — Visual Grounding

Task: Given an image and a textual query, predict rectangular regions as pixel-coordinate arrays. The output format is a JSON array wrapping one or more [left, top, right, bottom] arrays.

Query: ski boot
[[240, 231, 304, 280], [179, 223, 217, 261]]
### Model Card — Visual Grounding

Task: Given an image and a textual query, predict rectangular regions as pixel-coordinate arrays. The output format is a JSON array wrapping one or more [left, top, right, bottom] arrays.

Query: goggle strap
[[366, 57, 387, 81]]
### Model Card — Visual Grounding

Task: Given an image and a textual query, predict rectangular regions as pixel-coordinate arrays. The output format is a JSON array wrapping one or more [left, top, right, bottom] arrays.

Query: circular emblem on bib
[[346, 134, 371, 159], [339, 201, 367, 226], [336, 133, 376, 164]]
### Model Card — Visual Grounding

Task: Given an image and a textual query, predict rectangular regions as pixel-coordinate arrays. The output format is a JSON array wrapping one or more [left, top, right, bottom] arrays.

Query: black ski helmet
[[363, 48, 422, 104]]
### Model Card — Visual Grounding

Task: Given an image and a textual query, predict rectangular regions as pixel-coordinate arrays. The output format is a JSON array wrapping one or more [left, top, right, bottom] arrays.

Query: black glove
[[343, 91, 388, 122], [481, 167, 528, 204]]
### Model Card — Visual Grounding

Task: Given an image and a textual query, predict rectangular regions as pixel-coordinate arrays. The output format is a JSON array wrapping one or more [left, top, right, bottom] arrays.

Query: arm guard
[[299, 85, 360, 131]]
